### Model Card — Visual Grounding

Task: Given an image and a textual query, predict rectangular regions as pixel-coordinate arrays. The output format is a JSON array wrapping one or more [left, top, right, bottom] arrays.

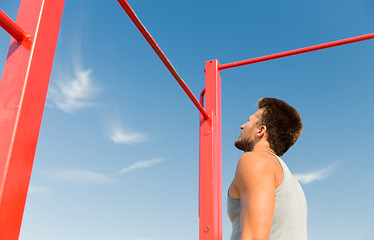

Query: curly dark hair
[[258, 98, 302, 156]]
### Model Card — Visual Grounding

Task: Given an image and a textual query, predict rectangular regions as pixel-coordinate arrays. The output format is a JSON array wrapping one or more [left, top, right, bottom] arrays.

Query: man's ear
[[257, 125, 267, 138]]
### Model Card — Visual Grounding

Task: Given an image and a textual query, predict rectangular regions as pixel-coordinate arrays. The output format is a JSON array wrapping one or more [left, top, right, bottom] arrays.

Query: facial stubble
[[234, 137, 254, 152]]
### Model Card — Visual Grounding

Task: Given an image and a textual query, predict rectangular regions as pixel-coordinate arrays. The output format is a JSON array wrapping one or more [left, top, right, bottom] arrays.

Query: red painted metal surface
[[116, 0, 209, 120], [200, 89, 206, 107], [1, 1, 374, 239], [199, 60, 222, 240], [0, 0, 65, 238], [220, 32, 374, 70], [0, 9, 30, 43]]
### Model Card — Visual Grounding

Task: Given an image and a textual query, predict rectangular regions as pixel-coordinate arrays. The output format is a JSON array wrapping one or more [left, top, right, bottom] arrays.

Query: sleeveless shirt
[[227, 151, 307, 240]]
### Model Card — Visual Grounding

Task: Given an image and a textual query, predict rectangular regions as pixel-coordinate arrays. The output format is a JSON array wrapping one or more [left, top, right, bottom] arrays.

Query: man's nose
[[240, 125, 244, 130]]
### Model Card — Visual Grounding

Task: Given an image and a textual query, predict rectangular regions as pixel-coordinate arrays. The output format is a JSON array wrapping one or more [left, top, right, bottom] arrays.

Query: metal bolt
[[203, 226, 210, 232]]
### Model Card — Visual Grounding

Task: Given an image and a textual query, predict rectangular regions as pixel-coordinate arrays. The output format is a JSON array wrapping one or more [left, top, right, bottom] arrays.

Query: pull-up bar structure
[[1, 0, 374, 239], [0, 9, 30, 44], [0, 0, 65, 239], [117, 0, 209, 120], [219, 32, 374, 70]]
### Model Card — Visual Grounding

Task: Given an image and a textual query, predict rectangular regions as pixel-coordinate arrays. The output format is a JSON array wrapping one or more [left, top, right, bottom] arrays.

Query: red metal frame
[[0, 9, 30, 44], [220, 32, 374, 70], [117, 0, 209, 120], [199, 60, 222, 240], [1, 0, 374, 239], [0, 0, 65, 239]]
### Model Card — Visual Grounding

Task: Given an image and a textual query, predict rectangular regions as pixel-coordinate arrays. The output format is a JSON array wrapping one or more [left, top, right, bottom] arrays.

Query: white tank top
[[227, 151, 308, 240]]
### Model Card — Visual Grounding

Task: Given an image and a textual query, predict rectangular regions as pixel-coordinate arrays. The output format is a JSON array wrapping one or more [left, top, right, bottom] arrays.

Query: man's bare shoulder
[[237, 151, 277, 172], [234, 151, 277, 186]]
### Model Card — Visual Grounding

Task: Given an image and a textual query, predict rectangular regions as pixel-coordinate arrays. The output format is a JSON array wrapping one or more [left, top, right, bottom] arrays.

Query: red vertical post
[[0, 0, 65, 239], [199, 60, 222, 240]]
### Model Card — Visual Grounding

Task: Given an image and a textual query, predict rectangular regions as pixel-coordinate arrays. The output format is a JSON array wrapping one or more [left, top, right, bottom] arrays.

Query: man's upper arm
[[233, 153, 276, 240]]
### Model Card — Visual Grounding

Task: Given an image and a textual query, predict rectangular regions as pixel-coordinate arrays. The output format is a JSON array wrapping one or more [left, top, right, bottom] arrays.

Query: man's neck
[[251, 140, 273, 153]]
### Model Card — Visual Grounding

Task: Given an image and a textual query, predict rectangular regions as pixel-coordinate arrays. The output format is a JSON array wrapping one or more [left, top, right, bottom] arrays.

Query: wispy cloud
[[109, 116, 147, 145], [28, 186, 48, 194], [118, 158, 164, 175], [49, 67, 99, 113], [48, 36, 100, 114], [43, 168, 116, 184], [294, 163, 338, 184], [111, 128, 147, 145]]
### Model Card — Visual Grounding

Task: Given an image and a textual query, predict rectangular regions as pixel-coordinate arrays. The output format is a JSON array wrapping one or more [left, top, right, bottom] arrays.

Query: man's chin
[[234, 139, 253, 152]]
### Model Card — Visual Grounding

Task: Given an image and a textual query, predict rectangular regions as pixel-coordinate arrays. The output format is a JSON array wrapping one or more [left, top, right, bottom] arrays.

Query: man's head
[[235, 98, 302, 156]]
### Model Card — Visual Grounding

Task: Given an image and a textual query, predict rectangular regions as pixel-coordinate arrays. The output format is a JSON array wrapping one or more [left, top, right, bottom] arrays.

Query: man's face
[[234, 109, 263, 152]]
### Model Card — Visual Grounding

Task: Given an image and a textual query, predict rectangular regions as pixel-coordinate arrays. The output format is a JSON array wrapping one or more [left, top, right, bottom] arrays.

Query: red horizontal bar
[[117, 0, 209, 120], [219, 32, 374, 70], [0, 9, 30, 43]]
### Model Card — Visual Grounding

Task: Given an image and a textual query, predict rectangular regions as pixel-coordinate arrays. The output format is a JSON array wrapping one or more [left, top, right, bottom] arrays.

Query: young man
[[228, 98, 307, 240]]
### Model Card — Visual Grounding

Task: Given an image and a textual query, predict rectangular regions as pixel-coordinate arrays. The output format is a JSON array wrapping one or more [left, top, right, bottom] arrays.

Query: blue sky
[[1, 0, 374, 239]]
